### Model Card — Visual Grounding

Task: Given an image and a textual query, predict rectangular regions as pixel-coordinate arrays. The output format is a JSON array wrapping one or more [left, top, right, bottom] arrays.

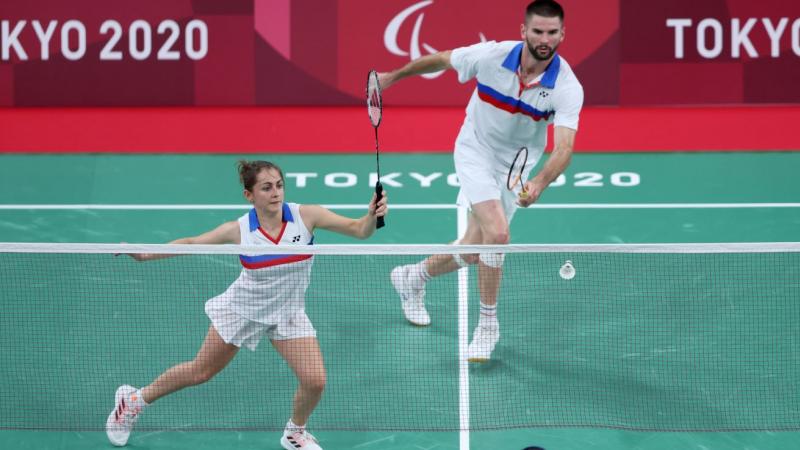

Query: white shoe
[[390, 265, 430, 326], [466, 325, 500, 362], [281, 429, 323, 450], [105, 385, 144, 447]]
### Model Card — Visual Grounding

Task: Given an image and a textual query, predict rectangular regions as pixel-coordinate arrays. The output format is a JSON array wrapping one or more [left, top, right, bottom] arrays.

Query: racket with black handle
[[366, 70, 385, 228], [507, 146, 529, 201]]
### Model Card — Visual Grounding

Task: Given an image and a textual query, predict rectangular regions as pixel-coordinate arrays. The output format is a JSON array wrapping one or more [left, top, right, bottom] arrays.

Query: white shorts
[[454, 134, 532, 223], [204, 295, 316, 351]]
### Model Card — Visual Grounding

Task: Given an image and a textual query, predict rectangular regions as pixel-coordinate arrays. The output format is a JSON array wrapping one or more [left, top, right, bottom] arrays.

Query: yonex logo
[[291, 235, 301, 243]]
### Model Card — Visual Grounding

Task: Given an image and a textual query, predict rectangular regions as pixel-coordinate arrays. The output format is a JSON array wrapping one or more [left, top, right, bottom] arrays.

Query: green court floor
[[1, 152, 799, 450]]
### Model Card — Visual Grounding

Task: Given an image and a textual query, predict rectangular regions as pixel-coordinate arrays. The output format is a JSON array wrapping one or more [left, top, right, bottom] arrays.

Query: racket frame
[[366, 70, 386, 228], [507, 146, 529, 193]]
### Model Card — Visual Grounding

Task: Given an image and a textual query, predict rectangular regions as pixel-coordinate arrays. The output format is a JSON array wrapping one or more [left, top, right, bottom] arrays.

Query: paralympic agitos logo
[[383, 0, 487, 79]]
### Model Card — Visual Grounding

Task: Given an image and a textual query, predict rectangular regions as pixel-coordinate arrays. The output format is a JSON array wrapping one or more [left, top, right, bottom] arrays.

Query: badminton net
[[1, 242, 799, 432]]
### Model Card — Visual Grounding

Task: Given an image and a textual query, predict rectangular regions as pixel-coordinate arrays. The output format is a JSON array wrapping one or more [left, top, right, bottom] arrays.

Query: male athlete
[[379, 0, 583, 362]]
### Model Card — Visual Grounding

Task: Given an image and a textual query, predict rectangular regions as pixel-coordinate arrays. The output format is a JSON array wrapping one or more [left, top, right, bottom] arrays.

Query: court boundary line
[[456, 207, 469, 450], [4, 242, 800, 254], [2, 203, 800, 210]]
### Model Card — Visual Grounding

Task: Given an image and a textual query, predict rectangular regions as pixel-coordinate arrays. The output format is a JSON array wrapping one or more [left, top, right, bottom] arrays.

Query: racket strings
[[367, 77, 382, 127]]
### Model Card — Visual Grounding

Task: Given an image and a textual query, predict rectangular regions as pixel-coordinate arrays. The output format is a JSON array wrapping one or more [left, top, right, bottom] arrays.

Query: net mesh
[[1, 243, 799, 432]]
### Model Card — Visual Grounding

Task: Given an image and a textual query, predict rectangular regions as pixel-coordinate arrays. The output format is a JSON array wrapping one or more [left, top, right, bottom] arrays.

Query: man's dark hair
[[526, 0, 564, 22]]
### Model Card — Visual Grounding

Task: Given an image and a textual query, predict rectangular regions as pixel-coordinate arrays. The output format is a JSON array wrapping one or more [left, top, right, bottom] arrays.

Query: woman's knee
[[301, 371, 327, 394]]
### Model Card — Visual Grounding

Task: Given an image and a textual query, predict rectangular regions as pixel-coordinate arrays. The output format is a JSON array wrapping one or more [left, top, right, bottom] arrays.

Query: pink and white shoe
[[105, 385, 144, 446], [281, 428, 323, 450]]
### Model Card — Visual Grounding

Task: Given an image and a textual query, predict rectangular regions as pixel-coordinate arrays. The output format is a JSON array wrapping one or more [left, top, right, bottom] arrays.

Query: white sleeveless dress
[[204, 203, 316, 350]]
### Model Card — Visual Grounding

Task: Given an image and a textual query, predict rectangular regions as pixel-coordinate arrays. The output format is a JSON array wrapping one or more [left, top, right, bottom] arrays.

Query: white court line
[[0, 204, 454, 210], [456, 206, 469, 450], [1, 202, 800, 210], [528, 203, 800, 209]]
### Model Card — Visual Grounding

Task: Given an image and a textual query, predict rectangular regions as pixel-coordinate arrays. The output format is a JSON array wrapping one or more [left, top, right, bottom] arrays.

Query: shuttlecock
[[559, 260, 575, 280]]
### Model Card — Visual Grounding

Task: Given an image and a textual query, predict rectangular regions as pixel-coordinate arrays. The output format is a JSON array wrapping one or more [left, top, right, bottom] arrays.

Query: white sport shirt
[[227, 202, 314, 323], [450, 40, 584, 169]]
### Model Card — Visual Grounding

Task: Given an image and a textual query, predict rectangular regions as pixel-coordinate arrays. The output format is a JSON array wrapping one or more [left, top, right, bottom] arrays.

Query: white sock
[[478, 302, 498, 329], [130, 389, 148, 408], [408, 261, 430, 290], [285, 419, 304, 434]]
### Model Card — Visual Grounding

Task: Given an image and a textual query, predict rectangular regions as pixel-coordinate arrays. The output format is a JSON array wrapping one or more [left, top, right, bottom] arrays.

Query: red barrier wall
[[1, 0, 799, 106], [1, 106, 797, 152]]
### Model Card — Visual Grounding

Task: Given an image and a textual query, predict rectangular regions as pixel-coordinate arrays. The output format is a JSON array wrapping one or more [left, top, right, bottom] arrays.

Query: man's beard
[[527, 41, 558, 61]]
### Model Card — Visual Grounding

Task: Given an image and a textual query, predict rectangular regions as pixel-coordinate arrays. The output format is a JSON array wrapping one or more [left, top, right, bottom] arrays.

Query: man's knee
[[478, 219, 509, 268], [478, 252, 505, 268], [483, 228, 509, 245], [474, 209, 509, 245], [453, 252, 479, 267], [452, 239, 480, 267]]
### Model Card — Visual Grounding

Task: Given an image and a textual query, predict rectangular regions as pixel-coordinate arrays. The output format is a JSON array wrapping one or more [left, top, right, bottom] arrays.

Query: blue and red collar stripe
[[477, 83, 553, 121], [239, 253, 312, 269]]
